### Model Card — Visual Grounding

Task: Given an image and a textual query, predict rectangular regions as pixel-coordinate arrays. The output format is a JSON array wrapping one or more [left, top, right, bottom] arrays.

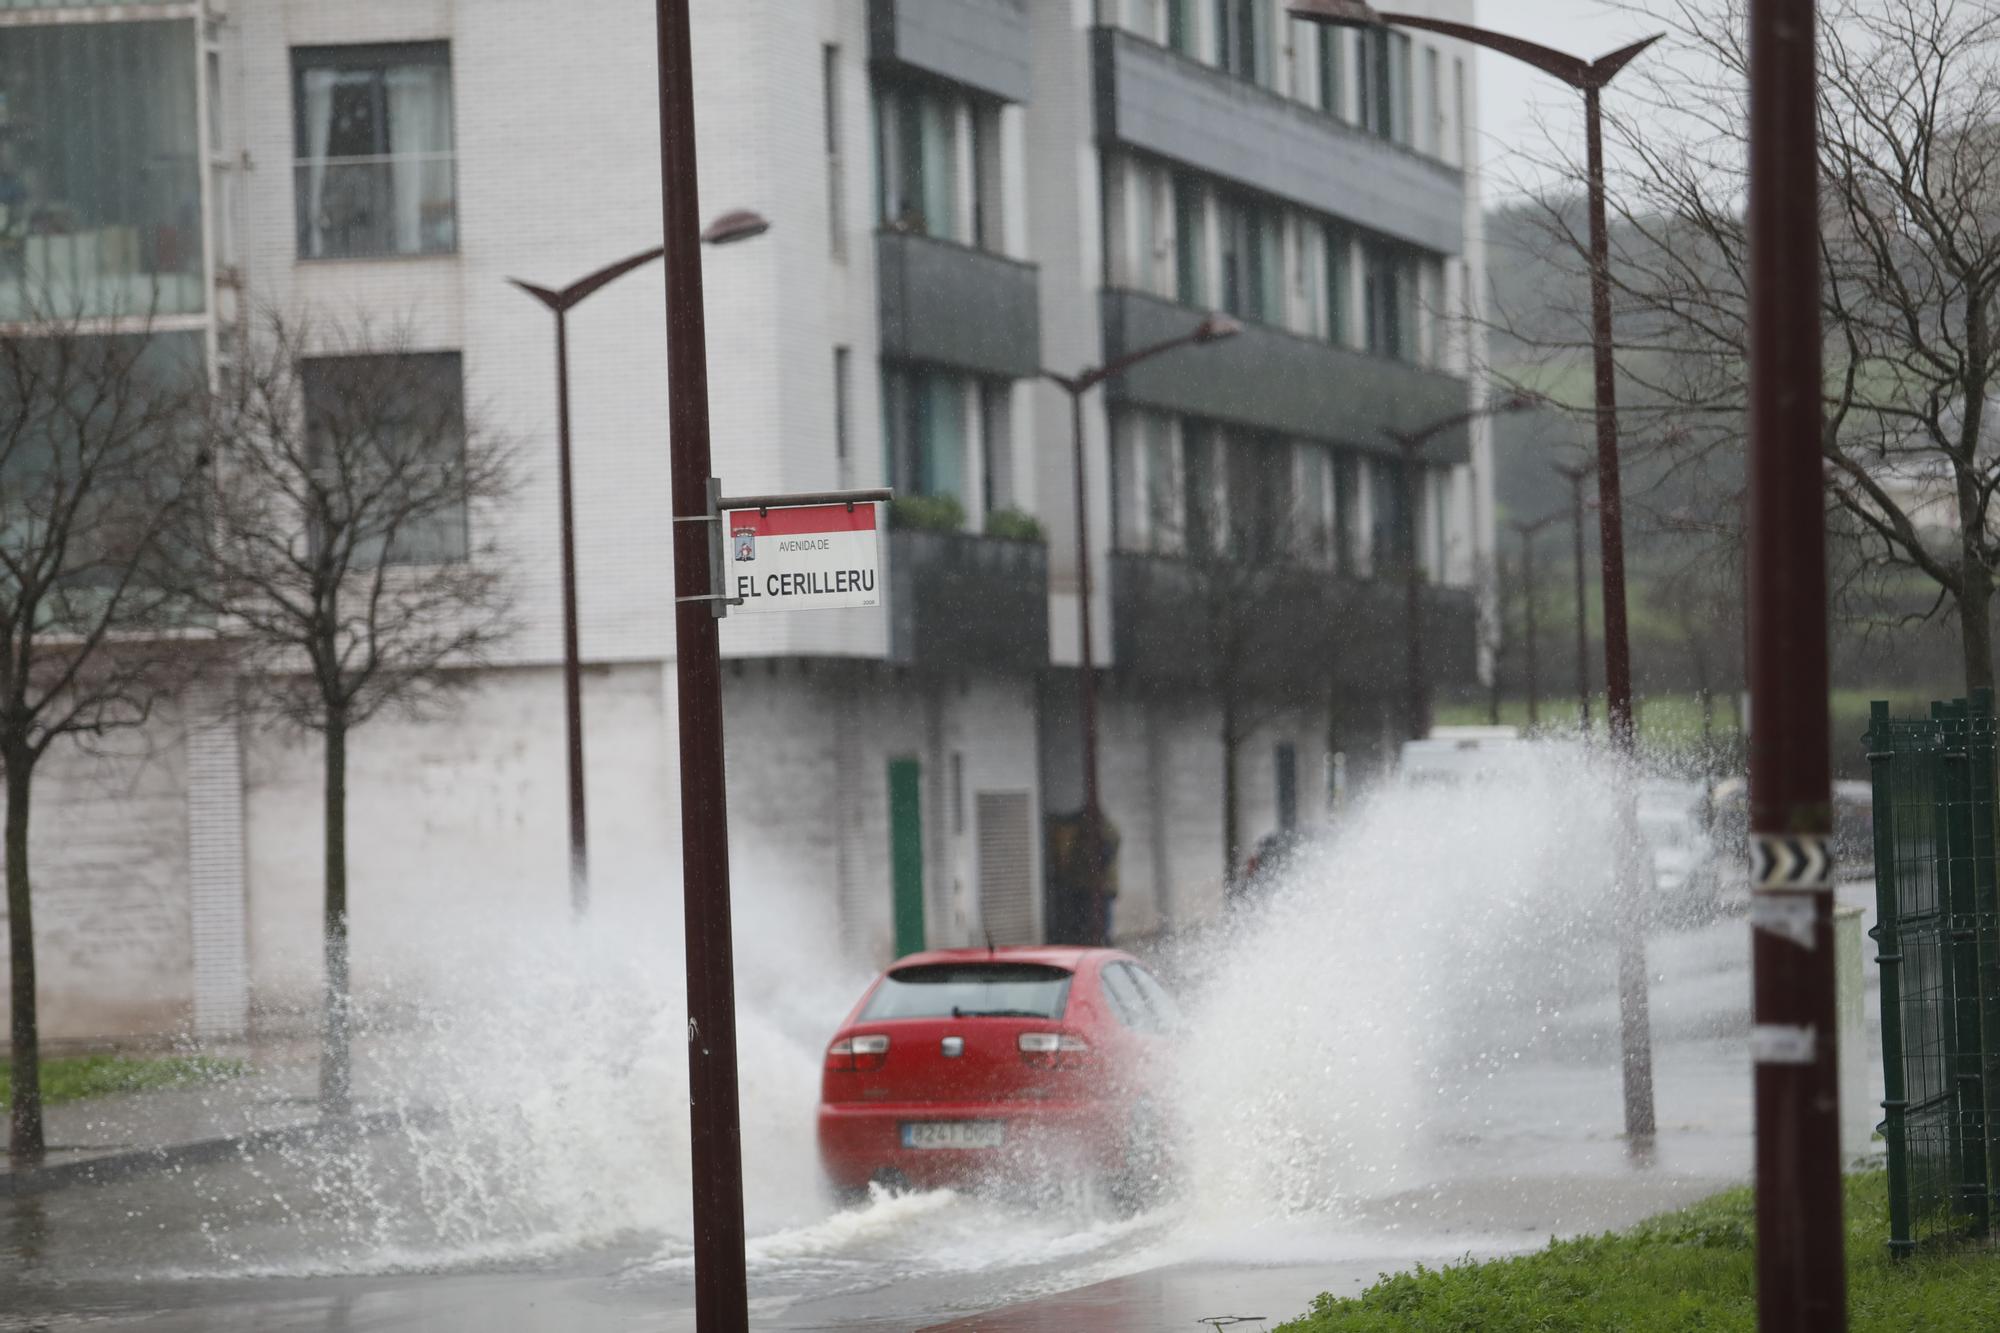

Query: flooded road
[[2, 763, 1865, 1330]]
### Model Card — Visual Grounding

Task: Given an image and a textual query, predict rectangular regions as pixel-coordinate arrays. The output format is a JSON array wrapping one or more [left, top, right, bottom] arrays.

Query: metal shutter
[[976, 791, 1035, 945]]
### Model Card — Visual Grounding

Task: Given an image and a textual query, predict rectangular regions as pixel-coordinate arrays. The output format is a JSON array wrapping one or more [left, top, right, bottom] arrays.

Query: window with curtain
[[881, 362, 968, 505], [875, 79, 971, 245], [1173, 172, 1204, 306], [293, 43, 455, 260], [301, 352, 467, 566], [0, 20, 204, 320], [1359, 28, 1411, 144], [1167, 0, 1198, 55]]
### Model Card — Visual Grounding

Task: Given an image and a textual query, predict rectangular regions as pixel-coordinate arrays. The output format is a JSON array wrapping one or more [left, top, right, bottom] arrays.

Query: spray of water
[[162, 740, 1717, 1292]]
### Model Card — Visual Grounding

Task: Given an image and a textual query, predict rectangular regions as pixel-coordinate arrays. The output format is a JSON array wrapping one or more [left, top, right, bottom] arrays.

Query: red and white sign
[[725, 503, 881, 614]]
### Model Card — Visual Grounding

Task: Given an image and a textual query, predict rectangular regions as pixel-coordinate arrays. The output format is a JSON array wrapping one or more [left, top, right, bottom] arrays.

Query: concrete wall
[[0, 709, 194, 1041]]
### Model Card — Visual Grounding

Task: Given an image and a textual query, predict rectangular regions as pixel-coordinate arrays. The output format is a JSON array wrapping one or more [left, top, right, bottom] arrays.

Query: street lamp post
[[1292, 0, 1662, 1142], [1043, 312, 1241, 945], [1512, 512, 1562, 729], [1385, 396, 1537, 743], [508, 208, 768, 917], [1554, 461, 1595, 731]]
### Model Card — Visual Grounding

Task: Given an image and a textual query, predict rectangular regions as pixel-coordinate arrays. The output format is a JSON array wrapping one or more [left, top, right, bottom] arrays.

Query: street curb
[[0, 1109, 420, 1199]]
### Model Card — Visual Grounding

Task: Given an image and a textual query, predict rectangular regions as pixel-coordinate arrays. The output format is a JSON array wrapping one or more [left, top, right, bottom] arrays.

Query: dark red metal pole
[[1584, 82, 1657, 1142], [1521, 524, 1540, 729], [1069, 384, 1106, 946], [1560, 464, 1592, 731], [554, 308, 589, 916], [657, 1, 750, 1326], [1748, 0, 1845, 1325]]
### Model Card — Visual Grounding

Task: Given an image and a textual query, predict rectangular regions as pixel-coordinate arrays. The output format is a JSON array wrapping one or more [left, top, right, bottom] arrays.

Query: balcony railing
[[888, 527, 1048, 673], [877, 229, 1041, 379], [1101, 288, 1473, 462], [1109, 550, 1478, 698]]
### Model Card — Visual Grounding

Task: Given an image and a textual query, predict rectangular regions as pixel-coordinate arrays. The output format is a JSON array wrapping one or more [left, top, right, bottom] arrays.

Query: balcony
[[1110, 552, 1478, 699], [888, 529, 1049, 674], [1090, 26, 1464, 257], [877, 230, 1041, 380], [1101, 288, 1473, 464], [869, 0, 1032, 103]]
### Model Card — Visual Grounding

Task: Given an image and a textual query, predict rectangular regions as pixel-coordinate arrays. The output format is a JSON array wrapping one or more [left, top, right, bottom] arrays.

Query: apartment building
[[0, 0, 1488, 1043]]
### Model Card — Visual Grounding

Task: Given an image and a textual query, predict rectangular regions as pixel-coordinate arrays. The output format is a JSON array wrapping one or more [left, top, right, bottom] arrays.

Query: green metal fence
[[1865, 691, 2000, 1251]]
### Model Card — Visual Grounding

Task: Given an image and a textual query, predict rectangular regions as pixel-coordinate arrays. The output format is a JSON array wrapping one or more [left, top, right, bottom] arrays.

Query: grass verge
[[1, 1054, 247, 1109], [1277, 1172, 1998, 1332]]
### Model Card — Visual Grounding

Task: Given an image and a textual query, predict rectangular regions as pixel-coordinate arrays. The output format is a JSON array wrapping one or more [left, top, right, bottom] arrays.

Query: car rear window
[[859, 963, 1073, 1021]]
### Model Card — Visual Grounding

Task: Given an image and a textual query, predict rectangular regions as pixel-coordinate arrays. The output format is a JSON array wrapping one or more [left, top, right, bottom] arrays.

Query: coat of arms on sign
[[732, 527, 756, 561]]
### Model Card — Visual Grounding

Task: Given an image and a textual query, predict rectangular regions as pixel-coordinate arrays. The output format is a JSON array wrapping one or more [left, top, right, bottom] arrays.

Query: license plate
[[901, 1120, 1004, 1150]]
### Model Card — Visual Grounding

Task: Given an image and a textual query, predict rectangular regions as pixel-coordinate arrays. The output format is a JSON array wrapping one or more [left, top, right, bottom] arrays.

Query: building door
[[888, 758, 925, 957], [1275, 742, 1298, 831]]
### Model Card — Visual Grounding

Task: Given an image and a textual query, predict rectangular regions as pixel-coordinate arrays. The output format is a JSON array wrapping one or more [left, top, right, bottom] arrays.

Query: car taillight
[[1018, 1032, 1088, 1066], [826, 1034, 889, 1073]]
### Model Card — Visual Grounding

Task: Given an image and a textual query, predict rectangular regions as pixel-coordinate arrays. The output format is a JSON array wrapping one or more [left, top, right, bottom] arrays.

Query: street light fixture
[[509, 208, 770, 917], [1292, 0, 1663, 1145], [1385, 393, 1538, 744], [1042, 311, 1241, 945]]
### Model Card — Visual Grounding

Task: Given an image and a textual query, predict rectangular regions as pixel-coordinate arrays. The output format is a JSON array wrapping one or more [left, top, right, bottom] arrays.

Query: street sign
[[723, 502, 881, 613]]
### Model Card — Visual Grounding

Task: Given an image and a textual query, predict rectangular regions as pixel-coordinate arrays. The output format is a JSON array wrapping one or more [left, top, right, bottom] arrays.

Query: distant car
[[817, 947, 1182, 1206]]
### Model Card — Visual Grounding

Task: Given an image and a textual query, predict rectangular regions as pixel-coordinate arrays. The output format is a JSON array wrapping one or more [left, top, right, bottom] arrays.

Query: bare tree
[[189, 312, 514, 1116], [0, 318, 207, 1163], [1503, 0, 2000, 693]]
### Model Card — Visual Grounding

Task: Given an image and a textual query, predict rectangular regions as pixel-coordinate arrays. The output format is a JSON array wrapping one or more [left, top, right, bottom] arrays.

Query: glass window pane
[[0, 19, 203, 321], [302, 352, 467, 567], [293, 43, 455, 260]]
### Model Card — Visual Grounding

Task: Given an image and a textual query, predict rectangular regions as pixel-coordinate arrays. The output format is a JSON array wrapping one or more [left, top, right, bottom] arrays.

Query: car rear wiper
[[949, 1007, 1049, 1019]]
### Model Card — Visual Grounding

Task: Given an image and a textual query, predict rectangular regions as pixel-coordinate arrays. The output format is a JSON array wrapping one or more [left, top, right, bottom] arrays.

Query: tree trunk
[[6, 749, 42, 1164], [320, 711, 351, 1118], [1960, 557, 1995, 697], [1221, 691, 1240, 884]]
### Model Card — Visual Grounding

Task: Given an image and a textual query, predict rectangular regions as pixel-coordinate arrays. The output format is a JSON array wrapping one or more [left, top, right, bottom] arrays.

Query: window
[[978, 380, 1012, 516], [1173, 173, 1205, 305], [881, 362, 968, 503], [1425, 47, 1444, 157], [1317, 24, 1345, 118], [860, 962, 1072, 1021], [1102, 961, 1182, 1033], [1216, 0, 1271, 84], [876, 78, 989, 247], [1454, 58, 1470, 168], [1358, 29, 1412, 144], [1225, 432, 1287, 562], [294, 43, 456, 259], [0, 20, 203, 320], [1218, 192, 1282, 324], [1333, 452, 1356, 576], [1324, 221, 1353, 346], [1364, 239, 1419, 361], [1298, 443, 1333, 565], [1371, 454, 1412, 572], [301, 352, 468, 566], [824, 45, 845, 259], [833, 346, 852, 486], [1182, 422, 1218, 555], [1168, 0, 1198, 55]]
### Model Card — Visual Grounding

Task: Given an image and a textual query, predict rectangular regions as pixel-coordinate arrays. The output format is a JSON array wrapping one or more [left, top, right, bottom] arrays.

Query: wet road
[[0, 907, 1821, 1332]]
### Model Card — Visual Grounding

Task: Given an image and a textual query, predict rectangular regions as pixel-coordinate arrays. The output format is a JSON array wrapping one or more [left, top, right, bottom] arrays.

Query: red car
[[817, 946, 1183, 1204]]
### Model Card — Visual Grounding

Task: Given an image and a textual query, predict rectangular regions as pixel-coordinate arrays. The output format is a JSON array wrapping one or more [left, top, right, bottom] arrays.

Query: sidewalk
[[0, 1050, 382, 1197]]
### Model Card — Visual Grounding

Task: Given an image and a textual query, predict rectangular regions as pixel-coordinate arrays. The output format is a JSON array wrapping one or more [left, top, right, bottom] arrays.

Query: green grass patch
[[1277, 1172, 1999, 1332], [0, 1054, 247, 1109]]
